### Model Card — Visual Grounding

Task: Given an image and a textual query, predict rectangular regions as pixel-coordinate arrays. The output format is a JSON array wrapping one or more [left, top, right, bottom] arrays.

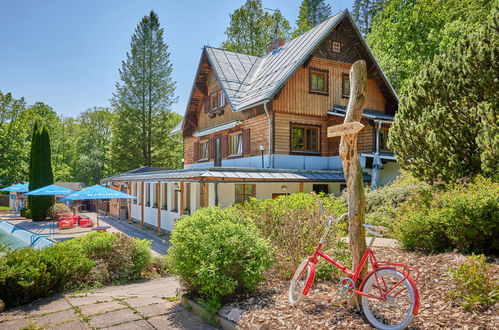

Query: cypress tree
[[28, 124, 54, 221]]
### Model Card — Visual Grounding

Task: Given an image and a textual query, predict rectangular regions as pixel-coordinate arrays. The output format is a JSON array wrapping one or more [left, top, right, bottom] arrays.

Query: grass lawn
[[0, 206, 10, 211]]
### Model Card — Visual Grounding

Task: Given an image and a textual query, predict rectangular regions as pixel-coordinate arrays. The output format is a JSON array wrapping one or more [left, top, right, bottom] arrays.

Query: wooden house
[[102, 10, 399, 232]]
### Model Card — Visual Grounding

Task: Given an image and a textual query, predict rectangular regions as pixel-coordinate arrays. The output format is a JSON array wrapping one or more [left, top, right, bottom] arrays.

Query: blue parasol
[[24, 184, 74, 196], [1, 183, 29, 193]]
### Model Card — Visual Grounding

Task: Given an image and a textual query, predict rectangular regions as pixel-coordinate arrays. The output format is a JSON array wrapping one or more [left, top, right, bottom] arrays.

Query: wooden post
[[299, 182, 304, 193], [328, 60, 368, 305], [179, 182, 184, 217], [127, 181, 131, 221], [141, 181, 145, 227], [157, 182, 161, 233]]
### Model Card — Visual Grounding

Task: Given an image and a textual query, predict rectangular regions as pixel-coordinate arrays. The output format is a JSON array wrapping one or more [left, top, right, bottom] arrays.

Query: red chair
[[58, 218, 76, 229], [79, 217, 94, 227]]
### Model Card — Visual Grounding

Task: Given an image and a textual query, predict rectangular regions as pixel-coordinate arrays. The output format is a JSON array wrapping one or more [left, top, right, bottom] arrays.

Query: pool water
[[0, 227, 29, 250]]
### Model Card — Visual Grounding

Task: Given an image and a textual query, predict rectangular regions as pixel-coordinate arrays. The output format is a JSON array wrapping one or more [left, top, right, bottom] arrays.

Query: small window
[[313, 184, 329, 194], [342, 73, 350, 98], [145, 183, 150, 207], [133, 182, 137, 204], [138, 183, 142, 205], [332, 41, 341, 52], [310, 70, 328, 93], [379, 128, 390, 152], [219, 92, 225, 107], [291, 125, 320, 153], [152, 183, 158, 208], [229, 133, 242, 155], [211, 93, 218, 110], [235, 184, 255, 204], [199, 141, 209, 160], [172, 184, 179, 212], [161, 183, 168, 210]]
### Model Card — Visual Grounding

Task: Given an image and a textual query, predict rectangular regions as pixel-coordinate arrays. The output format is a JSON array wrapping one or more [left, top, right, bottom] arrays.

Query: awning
[[360, 153, 396, 161], [192, 120, 242, 137], [328, 105, 394, 122], [102, 167, 371, 183]]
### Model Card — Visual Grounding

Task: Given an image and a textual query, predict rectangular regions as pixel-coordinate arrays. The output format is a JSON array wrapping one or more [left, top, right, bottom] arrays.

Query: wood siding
[[273, 57, 386, 116]]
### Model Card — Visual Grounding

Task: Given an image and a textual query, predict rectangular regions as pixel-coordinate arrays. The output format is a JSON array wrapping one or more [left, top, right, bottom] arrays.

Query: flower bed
[[229, 247, 498, 329]]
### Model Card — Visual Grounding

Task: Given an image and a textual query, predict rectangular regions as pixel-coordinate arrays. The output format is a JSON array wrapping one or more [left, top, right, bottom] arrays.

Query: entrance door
[[214, 136, 222, 167]]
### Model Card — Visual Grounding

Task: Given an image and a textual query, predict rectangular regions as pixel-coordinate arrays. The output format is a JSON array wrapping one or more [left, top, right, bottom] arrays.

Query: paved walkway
[[0, 212, 170, 255], [0, 277, 214, 330]]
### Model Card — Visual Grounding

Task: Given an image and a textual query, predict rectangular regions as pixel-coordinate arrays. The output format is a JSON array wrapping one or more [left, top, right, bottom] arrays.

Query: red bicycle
[[289, 200, 420, 330]]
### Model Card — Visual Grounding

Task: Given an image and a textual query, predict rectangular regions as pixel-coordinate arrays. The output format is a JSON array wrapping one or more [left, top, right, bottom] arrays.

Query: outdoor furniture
[[58, 218, 76, 229], [91, 226, 111, 232], [79, 217, 94, 227], [55, 213, 72, 221]]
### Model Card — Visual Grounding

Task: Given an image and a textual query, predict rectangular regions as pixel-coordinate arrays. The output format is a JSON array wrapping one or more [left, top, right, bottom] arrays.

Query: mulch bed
[[230, 247, 499, 329]]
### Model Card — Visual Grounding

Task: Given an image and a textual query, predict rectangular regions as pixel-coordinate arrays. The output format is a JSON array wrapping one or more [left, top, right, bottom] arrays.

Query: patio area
[[0, 211, 170, 255]]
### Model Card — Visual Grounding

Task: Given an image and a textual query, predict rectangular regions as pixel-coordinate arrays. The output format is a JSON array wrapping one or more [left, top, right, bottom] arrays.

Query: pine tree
[[352, 0, 386, 35], [293, 0, 332, 38], [111, 10, 178, 173], [221, 0, 291, 56], [28, 123, 54, 221], [389, 8, 498, 184]]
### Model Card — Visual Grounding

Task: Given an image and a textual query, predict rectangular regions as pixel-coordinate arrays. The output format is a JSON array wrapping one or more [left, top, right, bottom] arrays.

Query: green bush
[[397, 177, 499, 254], [0, 232, 152, 307], [448, 254, 499, 311], [46, 203, 71, 218], [237, 193, 349, 279], [167, 207, 273, 313]]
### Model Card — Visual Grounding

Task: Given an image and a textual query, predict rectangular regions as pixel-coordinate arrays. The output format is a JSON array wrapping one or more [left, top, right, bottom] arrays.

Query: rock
[[0, 299, 5, 313], [219, 305, 244, 323]]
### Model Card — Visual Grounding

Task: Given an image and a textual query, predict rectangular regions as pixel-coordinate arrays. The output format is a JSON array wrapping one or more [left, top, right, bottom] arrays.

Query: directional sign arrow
[[327, 121, 364, 138]]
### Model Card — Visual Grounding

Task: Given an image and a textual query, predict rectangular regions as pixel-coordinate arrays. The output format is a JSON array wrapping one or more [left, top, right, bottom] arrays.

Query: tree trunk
[[339, 60, 368, 305]]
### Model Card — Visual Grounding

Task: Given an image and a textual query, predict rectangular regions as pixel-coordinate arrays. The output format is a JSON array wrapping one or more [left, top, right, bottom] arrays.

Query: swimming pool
[[0, 220, 53, 250]]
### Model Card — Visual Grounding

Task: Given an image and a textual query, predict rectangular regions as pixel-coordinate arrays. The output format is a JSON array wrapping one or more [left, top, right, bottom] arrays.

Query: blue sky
[[0, 0, 354, 117]]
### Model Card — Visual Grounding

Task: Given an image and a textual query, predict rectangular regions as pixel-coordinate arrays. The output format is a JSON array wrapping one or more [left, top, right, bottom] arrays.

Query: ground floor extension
[[101, 167, 376, 233]]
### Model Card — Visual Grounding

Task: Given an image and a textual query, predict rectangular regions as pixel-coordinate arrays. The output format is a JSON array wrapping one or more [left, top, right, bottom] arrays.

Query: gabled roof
[[183, 9, 397, 130]]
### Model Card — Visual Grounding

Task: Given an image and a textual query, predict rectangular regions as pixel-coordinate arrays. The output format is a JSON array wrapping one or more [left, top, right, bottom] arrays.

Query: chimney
[[267, 38, 285, 54]]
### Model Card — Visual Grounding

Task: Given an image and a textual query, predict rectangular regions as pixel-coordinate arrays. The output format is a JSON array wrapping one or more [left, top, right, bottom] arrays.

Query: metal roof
[[328, 105, 394, 121], [102, 167, 371, 183], [192, 120, 241, 137]]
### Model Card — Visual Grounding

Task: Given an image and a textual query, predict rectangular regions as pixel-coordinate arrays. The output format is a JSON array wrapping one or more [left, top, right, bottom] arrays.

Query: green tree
[[293, 0, 333, 38], [28, 123, 54, 221], [74, 107, 113, 185], [221, 0, 291, 56], [389, 8, 498, 184], [0, 91, 28, 186], [111, 10, 178, 173], [352, 0, 386, 35], [367, 0, 494, 92]]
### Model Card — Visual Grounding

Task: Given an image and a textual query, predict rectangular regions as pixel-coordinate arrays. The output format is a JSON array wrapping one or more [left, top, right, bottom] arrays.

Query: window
[[291, 125, 320, 153], [219, 92, 225, 107], [313, 184, 329, 194], [200, 183, 208, 208], [161, 183, 168, 210], [133, 182, 137, 204], [332, 41, 341, 52], [342, 73, 350, 98], [229, 133, 242, 155], [211, 93, 218, 110], [138, 183, 142, 205], [145, 183, 150, 206], [199, 141, 209, 160], [152, 183, 157, 208], [172, 184, 179, 212], [235, 184, 255, 204], [310, 69, 328, 93], [379, 128, 390, 152]]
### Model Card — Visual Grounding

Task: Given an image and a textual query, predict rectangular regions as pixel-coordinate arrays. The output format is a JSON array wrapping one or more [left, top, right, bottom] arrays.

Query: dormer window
[[332, 41, 341, 52], [309, 68, 328, 94], [219, 92, 225, 107], [210, 93, 218, 110]]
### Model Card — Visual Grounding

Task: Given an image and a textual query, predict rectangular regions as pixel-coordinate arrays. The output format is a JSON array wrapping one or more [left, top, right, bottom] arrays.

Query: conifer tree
[[293, 0, 332, 38], [28, 123, 54, 221], [221, 0, 291, 56], [111, 10, 178, 172], [352, 0, 386, 35]]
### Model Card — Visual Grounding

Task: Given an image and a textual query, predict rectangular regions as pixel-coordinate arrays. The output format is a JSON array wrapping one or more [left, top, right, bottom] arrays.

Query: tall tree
[[221, 0, 291, 56], [389, 7, 498, 184], [293, 0, 332, 38], [367, 0, 494, 92], [111, 10, 178, 173], [352, 0, 386, 35], [74, 107, 113, 185], [28, 123, 54, 221]]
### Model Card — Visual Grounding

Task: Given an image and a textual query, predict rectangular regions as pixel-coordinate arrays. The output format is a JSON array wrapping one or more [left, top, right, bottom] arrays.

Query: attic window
[[332, 41, 341, 52]]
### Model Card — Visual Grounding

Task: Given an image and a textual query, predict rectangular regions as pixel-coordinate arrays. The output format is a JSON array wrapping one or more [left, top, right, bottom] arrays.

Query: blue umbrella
[[1, 183, 29, 192], [24, 184, 74, 196], [62, 185, 136, 226]]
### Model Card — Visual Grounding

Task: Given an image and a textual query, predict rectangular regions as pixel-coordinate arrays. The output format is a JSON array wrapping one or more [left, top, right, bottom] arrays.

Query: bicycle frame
[[298, 241, 420, 314]]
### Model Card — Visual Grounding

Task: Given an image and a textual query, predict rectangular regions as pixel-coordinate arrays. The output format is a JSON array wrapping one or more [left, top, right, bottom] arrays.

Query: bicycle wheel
[[361, 269, 416, 330], [288, 259, 313, 306]]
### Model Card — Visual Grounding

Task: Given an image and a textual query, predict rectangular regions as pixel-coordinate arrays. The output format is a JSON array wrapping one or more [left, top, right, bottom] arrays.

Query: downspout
[[263, 100, 273, 168]]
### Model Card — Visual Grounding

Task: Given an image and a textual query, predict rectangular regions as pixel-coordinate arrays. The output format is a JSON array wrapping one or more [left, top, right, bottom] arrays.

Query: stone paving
[[0, 277, 214, 330]]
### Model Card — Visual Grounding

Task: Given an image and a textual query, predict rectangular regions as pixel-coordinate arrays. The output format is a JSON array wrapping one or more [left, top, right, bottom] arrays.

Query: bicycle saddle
[[362, 224, 389, 237]]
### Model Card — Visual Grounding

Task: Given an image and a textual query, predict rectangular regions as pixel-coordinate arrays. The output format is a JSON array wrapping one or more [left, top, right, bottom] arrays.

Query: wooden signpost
[[327, 60, 368, 304]]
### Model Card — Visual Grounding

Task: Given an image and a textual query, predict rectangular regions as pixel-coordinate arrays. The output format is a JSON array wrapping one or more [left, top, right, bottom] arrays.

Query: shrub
[[46, 203, 70, 218], [167, 207, 273, 313], [0, 232, 152, 307], [397, 177, 499, 254], [448, 254, 499, 311], [237, 193, 349, 279]]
